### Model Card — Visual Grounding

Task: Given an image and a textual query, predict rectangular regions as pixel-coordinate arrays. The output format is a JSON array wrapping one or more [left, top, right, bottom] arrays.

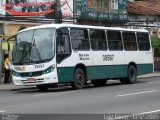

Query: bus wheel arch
[[74, 64, 88, 81], [120, 62, 137, 84], [71, 64, 87, 89], [128, 62, 137, 71]]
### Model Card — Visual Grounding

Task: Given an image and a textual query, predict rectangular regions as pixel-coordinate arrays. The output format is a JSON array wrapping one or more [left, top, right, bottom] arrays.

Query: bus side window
[[137, 32, 150, 51], [123, 32, 137, 51], [70, 28, 90, 50], [57, 34, 65, 53], [56, 28, 71, 63], [107, 30, 123, 51], [90, 29, 107, 50]]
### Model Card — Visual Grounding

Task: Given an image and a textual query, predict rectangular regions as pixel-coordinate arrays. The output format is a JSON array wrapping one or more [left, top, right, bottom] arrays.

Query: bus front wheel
[[36, 84, 49, 91], [71, 68, 85, 89]]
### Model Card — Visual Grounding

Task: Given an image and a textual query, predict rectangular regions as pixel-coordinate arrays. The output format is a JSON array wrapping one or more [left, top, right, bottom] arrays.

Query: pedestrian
[[3, 54, 11, 84], [12, 0, 22, 12]]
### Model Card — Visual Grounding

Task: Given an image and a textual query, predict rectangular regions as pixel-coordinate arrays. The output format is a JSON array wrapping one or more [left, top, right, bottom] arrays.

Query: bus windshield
[[13, 28, 55, 65]]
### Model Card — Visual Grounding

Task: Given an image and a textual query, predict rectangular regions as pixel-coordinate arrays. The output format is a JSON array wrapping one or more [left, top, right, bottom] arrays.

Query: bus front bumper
[[12, 72, 58, 86]]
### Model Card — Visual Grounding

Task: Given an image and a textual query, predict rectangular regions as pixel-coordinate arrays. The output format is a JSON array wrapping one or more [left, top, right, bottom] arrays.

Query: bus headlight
[[12, 70, 20, 77], [43, 65, 55, 74]]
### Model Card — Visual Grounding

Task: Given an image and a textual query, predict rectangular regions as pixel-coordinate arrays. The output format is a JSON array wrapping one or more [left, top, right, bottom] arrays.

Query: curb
[[0, 85, 36, 91], [138, 73, 160, 79]]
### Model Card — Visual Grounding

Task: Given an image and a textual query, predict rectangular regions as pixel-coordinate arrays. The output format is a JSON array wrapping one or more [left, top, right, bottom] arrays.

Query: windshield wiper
[[30, 38, 42, 61]]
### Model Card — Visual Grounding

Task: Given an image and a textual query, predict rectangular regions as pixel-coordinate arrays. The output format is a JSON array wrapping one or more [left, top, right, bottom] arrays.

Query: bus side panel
[[125, 51, 154, 75], [57, 67, 75, 83], [89, 51, 127, 80], [87, 65, 127, 80], [137, 64, 153, 75]]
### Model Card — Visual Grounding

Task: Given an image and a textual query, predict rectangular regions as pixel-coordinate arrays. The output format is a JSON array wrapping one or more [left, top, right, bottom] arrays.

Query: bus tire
[[71, 68, 85, 89], [91, 79, 107, 87], [127, 65, 137, 84], [36, 84, 49, 91]]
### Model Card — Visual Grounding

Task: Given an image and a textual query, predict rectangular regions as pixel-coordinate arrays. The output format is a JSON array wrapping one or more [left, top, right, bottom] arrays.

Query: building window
[[96, 0, 101, 11], [111, 0, 118, 10], [87, 0, 107, 11], [87, 0, 95, 8]]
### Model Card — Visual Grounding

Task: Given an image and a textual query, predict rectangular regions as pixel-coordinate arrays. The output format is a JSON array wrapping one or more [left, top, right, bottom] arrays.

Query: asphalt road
[[0, 77, 160, 120]]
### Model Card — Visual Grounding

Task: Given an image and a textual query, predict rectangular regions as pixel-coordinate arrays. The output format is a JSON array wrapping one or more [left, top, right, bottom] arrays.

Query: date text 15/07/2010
[[104, 114, 160, 120]]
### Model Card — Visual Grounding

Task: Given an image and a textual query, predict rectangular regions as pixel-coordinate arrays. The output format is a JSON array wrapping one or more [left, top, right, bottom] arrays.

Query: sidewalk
[[138, 71, 160, 79], [0, 83, 36, 91], [0, 72, 160, 91]]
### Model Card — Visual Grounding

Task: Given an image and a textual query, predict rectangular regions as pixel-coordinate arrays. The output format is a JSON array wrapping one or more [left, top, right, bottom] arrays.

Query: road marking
[[34, 90, 83, 97], [0, 110, 6, 113], [138, 109, 160, 115], [116, 90, 157, 97], [147, 81, 160, 84]]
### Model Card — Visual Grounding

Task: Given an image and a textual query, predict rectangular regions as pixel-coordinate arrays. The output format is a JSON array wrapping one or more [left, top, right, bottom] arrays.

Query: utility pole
[[0, 38, 2, 84], [146, 13, 149, 28], [55, 0, 62, 23]]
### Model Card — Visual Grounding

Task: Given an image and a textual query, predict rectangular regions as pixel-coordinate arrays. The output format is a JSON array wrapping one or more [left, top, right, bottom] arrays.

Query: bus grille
[[19, 71, 43, 77]]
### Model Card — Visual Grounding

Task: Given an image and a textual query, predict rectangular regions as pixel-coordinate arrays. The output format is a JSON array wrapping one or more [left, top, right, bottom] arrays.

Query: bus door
[[56, 28, 71, 64], [56, 28, 73, 82]]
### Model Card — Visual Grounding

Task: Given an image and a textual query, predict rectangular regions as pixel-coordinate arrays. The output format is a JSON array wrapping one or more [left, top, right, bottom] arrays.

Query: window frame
[[56, 27, 72, 63], [70, 28, 90, 51], [136, 32, 151, 51], [89, 29, 108, 51], [122, 31, 138, 51], [107, 30, 123, 51], [111, 0, 118, 10]]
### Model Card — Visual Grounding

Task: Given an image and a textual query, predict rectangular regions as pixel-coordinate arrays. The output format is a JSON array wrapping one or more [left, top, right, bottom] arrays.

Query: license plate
[[27, 78, 36, 82]]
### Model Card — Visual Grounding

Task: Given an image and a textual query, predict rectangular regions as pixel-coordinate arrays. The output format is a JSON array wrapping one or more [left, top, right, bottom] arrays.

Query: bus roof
[[18, 24, 149, 33]]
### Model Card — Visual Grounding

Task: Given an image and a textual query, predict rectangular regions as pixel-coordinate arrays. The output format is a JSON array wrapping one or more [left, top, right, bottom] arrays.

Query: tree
[[152, 38, 160, 57]]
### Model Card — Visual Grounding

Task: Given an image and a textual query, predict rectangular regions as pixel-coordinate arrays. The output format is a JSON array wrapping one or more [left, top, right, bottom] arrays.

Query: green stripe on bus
[[57, 64, 153, 83], [57, 67, 74, 83], [137, 64, 153, 75], [87, 65, 128, 80]]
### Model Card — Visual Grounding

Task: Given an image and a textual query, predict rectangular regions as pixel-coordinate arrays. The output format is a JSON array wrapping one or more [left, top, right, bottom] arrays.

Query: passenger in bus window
[[57, 41, 65, 53], [57, 34, 65, 53]]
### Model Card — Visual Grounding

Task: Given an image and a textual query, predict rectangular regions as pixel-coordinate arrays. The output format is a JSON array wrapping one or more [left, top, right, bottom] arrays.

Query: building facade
[[127, 0, 160, 28], [74, 0, 128, 26]]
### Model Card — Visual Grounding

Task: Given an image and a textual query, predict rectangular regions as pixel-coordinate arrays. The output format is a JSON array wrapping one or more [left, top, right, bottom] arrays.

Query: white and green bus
[[12, 24, 154, 91]]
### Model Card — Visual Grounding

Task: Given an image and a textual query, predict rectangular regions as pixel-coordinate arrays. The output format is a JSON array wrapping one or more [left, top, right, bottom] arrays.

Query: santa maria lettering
[[79, 54, 89, 60]]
